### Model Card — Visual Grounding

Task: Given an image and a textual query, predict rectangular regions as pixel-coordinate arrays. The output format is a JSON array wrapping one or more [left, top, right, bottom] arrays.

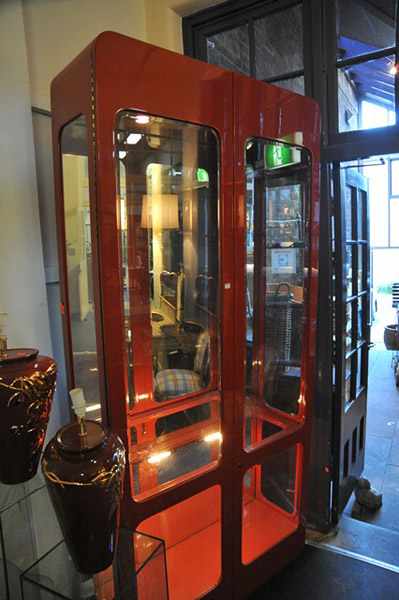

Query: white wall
[[23, 0, 147, 110], [0, 1, 52, 357]]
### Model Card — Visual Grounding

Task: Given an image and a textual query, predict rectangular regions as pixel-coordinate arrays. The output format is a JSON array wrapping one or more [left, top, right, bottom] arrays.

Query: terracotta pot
[[42, 420, 126, 574], [0, 348, 56, 484]]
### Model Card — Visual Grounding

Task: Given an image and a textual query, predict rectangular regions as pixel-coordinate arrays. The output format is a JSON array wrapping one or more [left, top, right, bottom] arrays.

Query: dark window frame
[[183, 0, 313, 94]]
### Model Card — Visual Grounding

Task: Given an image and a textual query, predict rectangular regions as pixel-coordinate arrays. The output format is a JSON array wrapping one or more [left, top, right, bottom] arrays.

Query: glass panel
[[61, 116, 101, 420], [345, 244, 353, 297], [22, 530, 168, 600], [344, 184, 353, 240], [345, 372, 352, 404], [273, 76, 305, 95], [358, 245, 364, 291], [140, 486, 221, 600], [366, 159, 388, 247], [358, 190, 366, 240], [116, 112, 219, 407], [242, 446, 299, 565], [356, 349, 363, 392], [338, 56, 396, 133], [391, 160, 399, 196], [245, 140, 310, 426], [207, 25, 250, 75], [336, 0, 396, 60], [390, 198, 399, 246], [345, 301, 354, 350], [358, 297, 366, 342], [131, 398, 220, 499], [254, 5, 303, 79]]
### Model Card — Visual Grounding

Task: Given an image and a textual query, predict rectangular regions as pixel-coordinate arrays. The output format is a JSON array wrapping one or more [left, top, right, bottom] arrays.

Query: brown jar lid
[[0, 348, 38, 365], [56, 420, 106, 453]]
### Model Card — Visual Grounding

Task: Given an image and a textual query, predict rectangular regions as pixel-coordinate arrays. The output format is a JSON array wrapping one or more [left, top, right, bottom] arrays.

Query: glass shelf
[[21, 530, 168, 600], [0, 475, 62, 600]]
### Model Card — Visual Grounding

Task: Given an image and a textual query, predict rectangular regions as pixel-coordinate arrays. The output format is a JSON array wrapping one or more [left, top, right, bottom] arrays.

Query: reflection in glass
[[345, 244, 353, 297], [273, 76, 305, 96], [356, 348, 365, 393], [207, 25, 250, 75], [131, 397, 221, 499], [245, 139, 310, 427], [358, 245, 364, 291], [338, 56, 396, 133], [336, 0, 396, 60], [116, 112, 219, 407], [345, 373, 352, 404], [345, 301, 353, 350], [358, 297, 365, 342], [254, 5, 303, 79], [61, 116, 101, 421], [344, 184, 353, 240]]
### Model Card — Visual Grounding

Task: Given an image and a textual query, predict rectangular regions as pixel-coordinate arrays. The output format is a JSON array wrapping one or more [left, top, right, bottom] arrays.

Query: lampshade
[[141, 194, 179, 229]]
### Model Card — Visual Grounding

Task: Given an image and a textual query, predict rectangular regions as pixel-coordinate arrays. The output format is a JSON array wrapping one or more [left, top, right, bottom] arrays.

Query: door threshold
[[307, 515, 399, 574]]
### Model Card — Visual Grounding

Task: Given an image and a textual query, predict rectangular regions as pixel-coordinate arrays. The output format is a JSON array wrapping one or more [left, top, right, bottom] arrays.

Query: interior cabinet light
[[148, 450, 171, 465], [204, 431, 223, 443], [135, 115, 150, 124], [126, 133, 142, 145]]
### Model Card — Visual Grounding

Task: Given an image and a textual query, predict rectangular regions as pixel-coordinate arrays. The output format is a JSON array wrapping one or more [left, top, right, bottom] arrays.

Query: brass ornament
[[0, 363, 57, 441], [43, 454, 125, 491]]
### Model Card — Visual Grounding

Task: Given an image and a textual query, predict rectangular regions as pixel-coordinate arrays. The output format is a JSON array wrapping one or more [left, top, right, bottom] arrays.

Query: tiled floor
[[344, 339, 399, 529]]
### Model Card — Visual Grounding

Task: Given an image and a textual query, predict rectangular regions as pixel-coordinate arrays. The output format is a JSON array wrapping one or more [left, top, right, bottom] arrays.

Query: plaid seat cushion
[[155, 369, 202, 400]]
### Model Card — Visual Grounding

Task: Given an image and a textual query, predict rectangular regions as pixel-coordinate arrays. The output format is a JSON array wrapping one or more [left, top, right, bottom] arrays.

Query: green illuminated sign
[[196, 168, 209, 183], [265, 144, 293, 169]]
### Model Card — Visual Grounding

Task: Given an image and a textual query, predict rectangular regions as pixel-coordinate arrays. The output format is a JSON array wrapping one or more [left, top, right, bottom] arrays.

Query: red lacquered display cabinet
[[51, 32, 320, 600]]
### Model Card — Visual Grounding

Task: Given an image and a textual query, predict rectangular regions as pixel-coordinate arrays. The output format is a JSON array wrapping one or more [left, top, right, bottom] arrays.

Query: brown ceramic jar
[[42, 420, 126, 574], [0, 348, 56, 484]]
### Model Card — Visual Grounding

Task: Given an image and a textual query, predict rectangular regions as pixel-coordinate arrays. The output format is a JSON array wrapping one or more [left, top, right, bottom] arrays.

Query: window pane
[[207, 25, 250, 75], [245, 140, 311, 425], [391, 160, 399, 196], [254, 5, 303, 79], [336, 0, 396, 60], [338, 56, 396, 133], [61, 116, 101, 421], [365, 160, 388, 246], [390, 198, 399, 246], [273, 76, 305, 95], [116, 112, 219, 407], [345, 244, 353, 297]]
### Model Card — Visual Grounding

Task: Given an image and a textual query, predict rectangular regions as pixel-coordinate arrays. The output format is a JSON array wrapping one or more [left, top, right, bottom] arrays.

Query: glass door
[[115, 111, 222, 600], [242, 138, 312, 564], [332, 162, 370, 517]]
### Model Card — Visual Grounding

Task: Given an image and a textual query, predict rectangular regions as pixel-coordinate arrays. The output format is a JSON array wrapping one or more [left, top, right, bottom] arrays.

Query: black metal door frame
[[331, 161, 371, 521]]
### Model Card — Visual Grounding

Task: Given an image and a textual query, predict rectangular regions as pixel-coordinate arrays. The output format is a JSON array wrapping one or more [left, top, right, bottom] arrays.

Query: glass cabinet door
[[115, 111, 221, 499], [61, 116, 101, 421], [245, 139, 311, 444]]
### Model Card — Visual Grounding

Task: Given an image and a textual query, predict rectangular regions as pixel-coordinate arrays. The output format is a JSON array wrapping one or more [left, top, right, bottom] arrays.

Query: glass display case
[[0, 477, 62, 600], [51, 32, 320, 599], [21, 530, 168, 600]]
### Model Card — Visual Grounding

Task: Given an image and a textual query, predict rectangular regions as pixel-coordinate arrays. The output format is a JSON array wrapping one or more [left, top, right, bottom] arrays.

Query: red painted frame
[[51, 32, 320, 600]]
